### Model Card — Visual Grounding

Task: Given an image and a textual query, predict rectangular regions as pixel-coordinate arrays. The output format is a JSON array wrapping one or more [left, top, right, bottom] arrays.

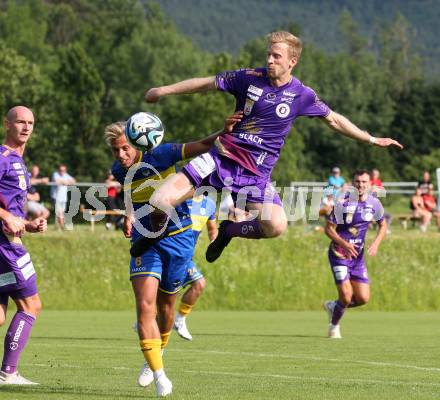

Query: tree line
[[0, 0, 438, 185]]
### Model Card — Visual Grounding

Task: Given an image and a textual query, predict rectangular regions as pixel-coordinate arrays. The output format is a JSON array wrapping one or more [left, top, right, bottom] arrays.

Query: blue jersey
[[188, 195, 216, 242], [112, 143, 192, 240]]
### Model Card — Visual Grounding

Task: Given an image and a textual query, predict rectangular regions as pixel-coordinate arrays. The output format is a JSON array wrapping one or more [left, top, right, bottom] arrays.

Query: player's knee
[[339, 292, 353, 306], [157, 300, 173, 314], [261, 217, 287, 238], [193, 278, 206, 294], [19, 297, 42, 318], [356, 294, 370, 305], [137, 299, 157, 319], [274, 217, 288, 236], [33, 298, 42, 317]]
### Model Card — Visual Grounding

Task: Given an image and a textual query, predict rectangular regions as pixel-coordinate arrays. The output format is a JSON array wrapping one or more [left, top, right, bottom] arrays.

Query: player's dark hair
[[353, 169, 371, 178]]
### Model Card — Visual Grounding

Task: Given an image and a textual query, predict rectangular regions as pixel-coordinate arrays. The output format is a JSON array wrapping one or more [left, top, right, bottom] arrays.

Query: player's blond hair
[[266, 31, 302, 60], [104, 121, 125, 146]]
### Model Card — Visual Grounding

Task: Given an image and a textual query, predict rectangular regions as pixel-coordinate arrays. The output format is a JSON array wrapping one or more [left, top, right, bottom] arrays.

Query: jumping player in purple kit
[[323, 170, 387, 339], [0, 106, 47, 385], [132, 30, 402, 262]]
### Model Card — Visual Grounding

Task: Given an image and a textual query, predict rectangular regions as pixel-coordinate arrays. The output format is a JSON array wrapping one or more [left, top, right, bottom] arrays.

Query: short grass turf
[[1, 311, 440, 399]]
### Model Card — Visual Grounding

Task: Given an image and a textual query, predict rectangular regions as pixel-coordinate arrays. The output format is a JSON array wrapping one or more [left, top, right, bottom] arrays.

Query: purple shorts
[[328, 249, 369, 285], [182, 150, 282, 206], [0, 239, 38, 305]]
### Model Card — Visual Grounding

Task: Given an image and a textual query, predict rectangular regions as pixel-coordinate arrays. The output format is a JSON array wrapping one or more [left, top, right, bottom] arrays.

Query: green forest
[[0, 0, 439, 185], [154, 0, 440, 78]]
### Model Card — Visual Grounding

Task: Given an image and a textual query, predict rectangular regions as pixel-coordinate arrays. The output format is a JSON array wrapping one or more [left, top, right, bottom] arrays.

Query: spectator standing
[[50, 164, 75, 229]]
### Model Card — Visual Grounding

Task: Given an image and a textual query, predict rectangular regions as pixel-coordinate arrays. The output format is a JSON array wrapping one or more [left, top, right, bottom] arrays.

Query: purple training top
[[214, 67, 330, 177], [327, 193, 384, 260]]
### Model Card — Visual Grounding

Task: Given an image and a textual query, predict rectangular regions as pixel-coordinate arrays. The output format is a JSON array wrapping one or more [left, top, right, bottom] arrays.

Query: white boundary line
[[171, 349, 440, 372], [28, 343, 440, 373], [20, 362, 440, 388], [185, 369, 440, 388]]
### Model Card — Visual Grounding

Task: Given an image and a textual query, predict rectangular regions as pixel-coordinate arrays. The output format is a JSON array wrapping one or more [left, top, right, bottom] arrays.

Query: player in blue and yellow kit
[[174, 194, 217, 341], [104, 116, 236, 397]]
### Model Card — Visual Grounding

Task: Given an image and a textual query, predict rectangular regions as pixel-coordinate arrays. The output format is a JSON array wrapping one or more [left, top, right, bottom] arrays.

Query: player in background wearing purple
[[0, 106, 47, 385], [134, 30, 402, 263], [323, 170, 387, 339]]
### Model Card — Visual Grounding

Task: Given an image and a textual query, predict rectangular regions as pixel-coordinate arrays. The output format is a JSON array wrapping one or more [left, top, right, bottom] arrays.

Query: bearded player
[[323, 170, 387, 338]]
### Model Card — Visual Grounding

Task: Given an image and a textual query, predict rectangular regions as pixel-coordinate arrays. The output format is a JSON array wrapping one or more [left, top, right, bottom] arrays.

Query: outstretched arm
[[183, 111, 243, 159], [322, 111, 403, 149], [144, 76, 217, 103]]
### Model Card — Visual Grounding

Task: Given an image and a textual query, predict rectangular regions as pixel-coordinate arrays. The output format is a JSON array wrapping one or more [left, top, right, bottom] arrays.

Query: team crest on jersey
[[244, 98, 255, 115], [346, 213, 353, 224], [275, 103, 290, 118]]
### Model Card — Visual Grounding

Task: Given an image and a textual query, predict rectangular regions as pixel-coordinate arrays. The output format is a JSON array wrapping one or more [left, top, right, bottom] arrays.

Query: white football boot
[[155, 372, 172, 397], [0, 371, 38, 385], [137, 362, 154, 387], [328, 323, 342, 339], [173, 315, 192, 341]]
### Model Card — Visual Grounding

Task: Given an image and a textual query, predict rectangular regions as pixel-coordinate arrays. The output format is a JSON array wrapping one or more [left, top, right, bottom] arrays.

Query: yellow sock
[[179, 302, 193, 317], [140, 339, 163, 371], [161, 331, 171, 349]]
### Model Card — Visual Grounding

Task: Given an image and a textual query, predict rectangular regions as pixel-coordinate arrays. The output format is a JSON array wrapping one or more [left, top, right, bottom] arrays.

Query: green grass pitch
[[1, 311, 440, 399]]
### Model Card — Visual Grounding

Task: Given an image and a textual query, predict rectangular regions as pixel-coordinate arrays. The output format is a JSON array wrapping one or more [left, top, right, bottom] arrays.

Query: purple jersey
[[327, 193, 384, 259], [0, 146, 29, 233], [0, 146, 37, 299], [214, 67, 330, 177]]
